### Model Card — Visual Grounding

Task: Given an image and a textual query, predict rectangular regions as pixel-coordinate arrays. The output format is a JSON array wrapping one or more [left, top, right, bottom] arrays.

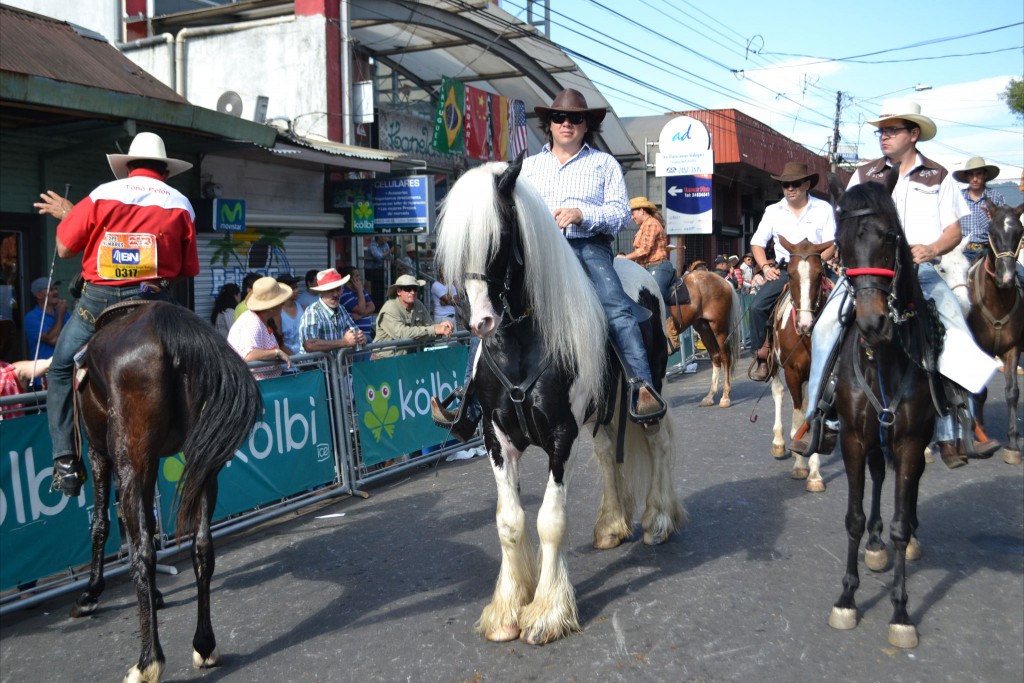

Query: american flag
[[508, 99, 528, 158]]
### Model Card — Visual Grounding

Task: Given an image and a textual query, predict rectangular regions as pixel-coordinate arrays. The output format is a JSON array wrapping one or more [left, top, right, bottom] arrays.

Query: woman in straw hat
[[228, 276, 293, 379]]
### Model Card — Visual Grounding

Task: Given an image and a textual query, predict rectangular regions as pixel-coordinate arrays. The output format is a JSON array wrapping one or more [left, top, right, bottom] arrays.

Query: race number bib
[[96, 232, 158, 280]]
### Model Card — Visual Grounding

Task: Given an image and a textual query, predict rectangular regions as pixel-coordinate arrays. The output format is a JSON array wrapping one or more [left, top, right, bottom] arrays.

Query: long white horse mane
[[436, 161, 607, 407]]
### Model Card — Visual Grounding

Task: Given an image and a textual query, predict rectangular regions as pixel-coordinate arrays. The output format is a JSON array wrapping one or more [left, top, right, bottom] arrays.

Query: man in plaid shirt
[[299, 268, 365, 355], [953, 156, 1007, 264]]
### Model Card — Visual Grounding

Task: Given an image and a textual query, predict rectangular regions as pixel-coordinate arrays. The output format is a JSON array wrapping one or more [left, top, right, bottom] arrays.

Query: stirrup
[[628, 378, 667, 424], [430, 386, 466, 427]]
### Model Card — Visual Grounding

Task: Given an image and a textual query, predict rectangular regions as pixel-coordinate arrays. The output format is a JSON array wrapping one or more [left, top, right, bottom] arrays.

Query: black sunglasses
[[550, 111, 586, 125], [780, 180, 806, 189], [397, 286, 418, 292]]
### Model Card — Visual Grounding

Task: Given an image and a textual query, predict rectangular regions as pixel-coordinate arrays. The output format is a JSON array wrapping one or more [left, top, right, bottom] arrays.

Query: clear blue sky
[[501, 0, 1024, 183]]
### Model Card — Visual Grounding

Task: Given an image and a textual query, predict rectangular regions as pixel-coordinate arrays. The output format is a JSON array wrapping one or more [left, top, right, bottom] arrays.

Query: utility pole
[[829, 91, 842, 173]]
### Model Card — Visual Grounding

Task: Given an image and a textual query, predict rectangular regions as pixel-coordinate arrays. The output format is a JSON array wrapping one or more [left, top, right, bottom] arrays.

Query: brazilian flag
[[432, 76, 464, 154]]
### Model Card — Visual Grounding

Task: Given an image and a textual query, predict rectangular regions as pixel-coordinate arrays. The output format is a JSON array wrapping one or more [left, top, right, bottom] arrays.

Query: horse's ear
[[1015, 203, 1024, 220], [497, 152, 525, 201], [778, 235, 796, 254], [816, 240, 834, 255], [884, 163, 899, 195], [983, 198, 999, 216], [827, 172, 844, 205]]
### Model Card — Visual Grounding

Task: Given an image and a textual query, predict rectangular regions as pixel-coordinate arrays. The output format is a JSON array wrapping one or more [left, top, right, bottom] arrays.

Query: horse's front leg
[[829, 437, 867, 631], [476, 426, 533, 642], [592, 418, 633, 549], [1003, 349, 1021, 464], [887, 442, 926, 648], [519, 431, 581, 645], [637, 419, 687, 546], [770, 374, 787, 458], [863, 449, 889, 572], [191, 479, 219, 669], [70, 450, 111, 618], [122, 474, 165, 683]]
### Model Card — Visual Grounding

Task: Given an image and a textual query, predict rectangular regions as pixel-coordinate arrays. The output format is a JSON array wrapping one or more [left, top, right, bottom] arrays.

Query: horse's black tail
[[149, 303, 262, 539]]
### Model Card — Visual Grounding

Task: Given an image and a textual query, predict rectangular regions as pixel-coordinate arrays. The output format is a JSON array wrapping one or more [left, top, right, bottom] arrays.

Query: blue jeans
[[644, 260, 677, 307], [748, 271, 790, 351], [47, 282, 170, 460], [570, 237, 652, 384]]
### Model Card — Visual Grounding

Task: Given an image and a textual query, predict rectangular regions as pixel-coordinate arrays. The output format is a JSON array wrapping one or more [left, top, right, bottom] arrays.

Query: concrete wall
[[4, 0, 121, 43], [202, 155, 325, 214]]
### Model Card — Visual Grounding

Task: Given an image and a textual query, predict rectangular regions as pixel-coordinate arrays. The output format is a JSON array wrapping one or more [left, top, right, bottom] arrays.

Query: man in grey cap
[[23, 277, 68, 361]]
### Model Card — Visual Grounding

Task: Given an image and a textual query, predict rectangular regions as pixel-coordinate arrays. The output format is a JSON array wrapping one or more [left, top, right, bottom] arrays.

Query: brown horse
[[666, 270, 742, 407], [965, 202, 1024, 465], [70, 302, 262, 682], [769, 237, 832, 491]]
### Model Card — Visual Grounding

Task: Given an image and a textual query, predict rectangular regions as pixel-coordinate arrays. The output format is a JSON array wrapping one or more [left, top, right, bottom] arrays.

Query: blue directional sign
[[373, 176, 434, 233], [664, 174, 713, 235]]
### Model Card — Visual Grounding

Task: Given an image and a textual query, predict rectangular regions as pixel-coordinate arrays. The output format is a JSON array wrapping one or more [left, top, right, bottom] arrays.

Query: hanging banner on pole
[[656, 116, 714, 235]]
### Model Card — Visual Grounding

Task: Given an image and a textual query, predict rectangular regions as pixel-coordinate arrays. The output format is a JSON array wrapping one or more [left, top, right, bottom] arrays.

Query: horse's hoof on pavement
[[485, 624, 521, 642], [519, 626, 557, 646], [772, 445, 788, 459], [193, 647, 218, 669], [805, 479, 825, 493], [69, 600, 98, 618], [905, 536, 922, 561], [593, 534, 625, 550], [865, 547, 889, 572], [888, 623, 919, 649], [923, 446, 935, 464], [643, 529, 669, 546], [791, 466, 809, 480], [699, 397, 714, 407], [1004, 449, 1022, 465], [828, 607, 858, 630], [719, 398, 731, 408], [123, 661, 164, 683]]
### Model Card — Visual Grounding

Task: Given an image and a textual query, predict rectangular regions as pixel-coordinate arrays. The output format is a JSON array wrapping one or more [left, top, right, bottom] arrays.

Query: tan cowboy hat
[[107, 132, 193, 180], [866, 98, 936, 142], [953, 156, 1001, 183], [247, 276, 292, 312], [534, 88, 607, 124], [310, 268, 351, 292], [770, 162, 819, 188], [387, 274, 426, 298], [630, 196, 658, 212]]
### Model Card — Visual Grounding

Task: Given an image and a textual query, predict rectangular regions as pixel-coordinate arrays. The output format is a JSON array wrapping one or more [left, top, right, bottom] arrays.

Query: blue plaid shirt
[[298, 297, 357, 352], [959, 188, 1007, 244], [521, 143, 630, 239]]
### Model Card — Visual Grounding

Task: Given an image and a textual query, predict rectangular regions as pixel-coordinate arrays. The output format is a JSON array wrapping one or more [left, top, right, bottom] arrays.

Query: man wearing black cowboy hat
[[954, 156, 1007, 265], [523, 88, 663, 419], [33, 132, 199, 496], [746, 162, 836, 382]]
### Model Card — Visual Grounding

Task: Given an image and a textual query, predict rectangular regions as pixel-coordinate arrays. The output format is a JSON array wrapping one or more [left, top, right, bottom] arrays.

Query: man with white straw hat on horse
[[33, 132, 198, 496], [954, 156, 1008, 266], [799, 98, 999, 466]]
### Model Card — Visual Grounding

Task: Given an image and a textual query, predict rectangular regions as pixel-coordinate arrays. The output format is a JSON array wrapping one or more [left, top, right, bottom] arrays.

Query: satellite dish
[[216, 91, 243, 117]]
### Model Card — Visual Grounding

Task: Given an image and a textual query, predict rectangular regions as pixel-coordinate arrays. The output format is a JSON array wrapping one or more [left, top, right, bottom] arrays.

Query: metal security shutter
[[194, 232, 331, 322]]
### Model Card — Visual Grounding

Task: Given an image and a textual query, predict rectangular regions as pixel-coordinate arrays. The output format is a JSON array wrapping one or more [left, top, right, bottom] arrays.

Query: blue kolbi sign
[[373, 176, 434, 233]]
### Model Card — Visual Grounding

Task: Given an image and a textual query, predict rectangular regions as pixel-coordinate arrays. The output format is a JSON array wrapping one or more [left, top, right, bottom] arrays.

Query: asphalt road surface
[[2, 356, 1021, 683]]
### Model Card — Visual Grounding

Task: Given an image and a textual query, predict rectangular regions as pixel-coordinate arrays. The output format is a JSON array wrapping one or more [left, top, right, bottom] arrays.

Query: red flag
[[464, 85, 490, 160], [490, 94, 509, 161]]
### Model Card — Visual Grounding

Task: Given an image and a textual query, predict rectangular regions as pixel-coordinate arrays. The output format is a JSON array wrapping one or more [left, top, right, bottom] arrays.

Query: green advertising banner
[[157, 370, 337, 536], [351, 346, 466, 465], [0, 413, 121, 592]]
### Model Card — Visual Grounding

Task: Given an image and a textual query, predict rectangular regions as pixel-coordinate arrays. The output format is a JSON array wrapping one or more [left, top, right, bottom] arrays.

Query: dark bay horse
[[436, 158, 685, 645], [666, 270, 742, 407], [827, 179, 936, 649], [71, 301, 262, 682], [769, 236, 832, 491], [965, 202, 1024, 465]]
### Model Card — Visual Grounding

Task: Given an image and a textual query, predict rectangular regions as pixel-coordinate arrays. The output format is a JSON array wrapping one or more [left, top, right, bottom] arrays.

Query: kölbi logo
[[360, 368, 460, 441]]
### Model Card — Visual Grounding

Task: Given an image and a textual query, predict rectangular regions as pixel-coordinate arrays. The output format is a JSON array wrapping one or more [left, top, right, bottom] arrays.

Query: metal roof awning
[[267, 138, 409, 174]]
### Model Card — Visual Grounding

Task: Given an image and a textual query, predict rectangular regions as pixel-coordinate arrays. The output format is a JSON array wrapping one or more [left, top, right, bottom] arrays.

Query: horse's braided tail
[[152, 305, 263, 539]]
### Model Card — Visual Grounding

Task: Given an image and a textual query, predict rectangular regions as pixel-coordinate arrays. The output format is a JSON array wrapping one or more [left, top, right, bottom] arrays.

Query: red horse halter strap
[[845, 267, 896, 278]]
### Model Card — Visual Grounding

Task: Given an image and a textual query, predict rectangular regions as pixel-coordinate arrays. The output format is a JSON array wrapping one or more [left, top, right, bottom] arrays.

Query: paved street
[[2, 356, 1022, 683]]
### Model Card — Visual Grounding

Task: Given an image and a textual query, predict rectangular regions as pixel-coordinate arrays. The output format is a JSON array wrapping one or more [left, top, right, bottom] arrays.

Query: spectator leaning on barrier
[[372, 274, 452, 358], [298, 268, 365, 356], [24, 276, 68, 361], [227, 276, 293, 380], [338, 264, 375, 341]]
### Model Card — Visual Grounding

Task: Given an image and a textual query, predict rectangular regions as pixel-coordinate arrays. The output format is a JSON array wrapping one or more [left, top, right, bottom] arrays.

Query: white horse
[[435, 158, 686, 645]]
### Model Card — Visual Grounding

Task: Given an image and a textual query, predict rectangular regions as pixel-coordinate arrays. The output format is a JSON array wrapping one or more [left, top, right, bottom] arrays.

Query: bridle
[[463, 196, 532, 326], [838, 206, 911, 325]]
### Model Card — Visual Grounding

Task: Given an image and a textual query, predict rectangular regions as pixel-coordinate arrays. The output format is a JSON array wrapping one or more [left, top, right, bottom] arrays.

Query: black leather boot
[[51, 455, 86, 497]]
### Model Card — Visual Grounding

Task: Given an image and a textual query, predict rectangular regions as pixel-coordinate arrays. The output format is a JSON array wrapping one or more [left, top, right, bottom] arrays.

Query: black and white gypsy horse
[[435, 157, 686, 645]]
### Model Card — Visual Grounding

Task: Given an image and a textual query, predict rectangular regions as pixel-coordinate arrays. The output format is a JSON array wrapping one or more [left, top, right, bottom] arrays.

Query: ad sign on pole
[[656, 116, 714, 235]]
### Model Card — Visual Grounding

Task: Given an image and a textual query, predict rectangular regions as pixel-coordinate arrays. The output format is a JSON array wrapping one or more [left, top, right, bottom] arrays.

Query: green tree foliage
[[1001, 78, 1024, 122]]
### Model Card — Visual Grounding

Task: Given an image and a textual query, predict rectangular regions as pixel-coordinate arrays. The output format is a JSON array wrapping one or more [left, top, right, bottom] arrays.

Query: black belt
[[645, 260, 669, 266], [85, 279, 170, 292]]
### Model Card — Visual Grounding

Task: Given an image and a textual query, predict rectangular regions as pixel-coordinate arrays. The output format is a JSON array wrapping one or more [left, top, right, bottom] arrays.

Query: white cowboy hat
[[866, 98, 936, 142], [107, 132, 193, 180], [387, 274, 426, 298], [309, 268, 351, 292], [247, 276, 293, 312], [952, 156, 1001, 183]]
